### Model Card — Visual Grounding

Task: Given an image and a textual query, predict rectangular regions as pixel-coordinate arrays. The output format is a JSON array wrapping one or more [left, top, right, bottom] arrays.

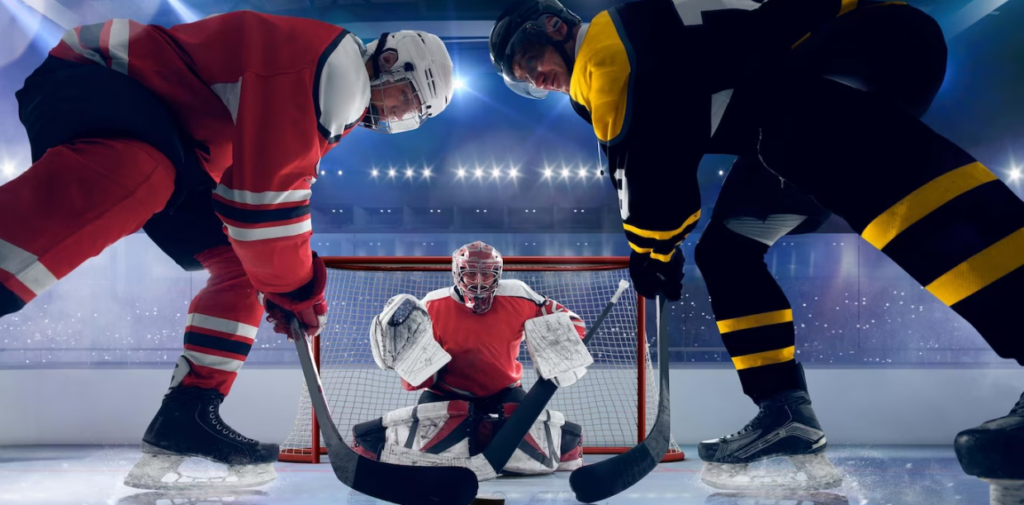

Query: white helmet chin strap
[[361, 31, 455, 134]]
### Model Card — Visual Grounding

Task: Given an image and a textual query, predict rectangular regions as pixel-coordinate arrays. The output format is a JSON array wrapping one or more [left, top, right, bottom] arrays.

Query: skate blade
[[983, 478, 1024, 505], [124, 451, 277, 491], [701, 454, 843, 492]]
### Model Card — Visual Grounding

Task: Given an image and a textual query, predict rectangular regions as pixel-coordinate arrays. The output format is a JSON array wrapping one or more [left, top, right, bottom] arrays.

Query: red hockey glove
[[260, 252, 328, 339]]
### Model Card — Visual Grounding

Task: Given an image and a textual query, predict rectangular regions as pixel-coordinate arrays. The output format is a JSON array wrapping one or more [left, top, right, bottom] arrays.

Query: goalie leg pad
[[380, 400, 473, 457], [352, 417, 386, 461], [378, 400, 500, 481], [499, 403, 567, 476], [558, 421, 584, 471]]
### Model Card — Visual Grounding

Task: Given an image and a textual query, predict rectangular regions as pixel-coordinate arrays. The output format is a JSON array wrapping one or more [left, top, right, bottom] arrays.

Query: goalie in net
[[355, 241, 591, 478]]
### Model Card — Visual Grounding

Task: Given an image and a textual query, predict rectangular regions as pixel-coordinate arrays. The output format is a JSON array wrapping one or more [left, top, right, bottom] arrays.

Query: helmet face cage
[[452, 241, 504, 314], [363, 69, 427, 134]]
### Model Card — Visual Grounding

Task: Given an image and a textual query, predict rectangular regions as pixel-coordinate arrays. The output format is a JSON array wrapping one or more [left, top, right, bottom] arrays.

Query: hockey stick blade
[[481, 280, 630, 473], [291, 322, 479, 505], [569, 295, 673, 503]]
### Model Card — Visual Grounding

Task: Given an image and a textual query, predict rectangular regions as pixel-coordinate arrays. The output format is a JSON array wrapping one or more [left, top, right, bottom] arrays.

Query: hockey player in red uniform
[[0, 11, 454, 490], [354, 241, 590, 479]]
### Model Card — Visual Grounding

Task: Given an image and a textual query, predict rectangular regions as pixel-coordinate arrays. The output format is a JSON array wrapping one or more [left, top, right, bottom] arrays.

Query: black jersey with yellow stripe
[[568, 0, 880, 262]]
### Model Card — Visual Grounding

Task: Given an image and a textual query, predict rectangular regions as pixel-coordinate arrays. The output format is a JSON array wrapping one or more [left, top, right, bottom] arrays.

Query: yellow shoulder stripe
[[569, 10, 632, 144], [627, 242, 676, 262], [623, 210, 702, 240]]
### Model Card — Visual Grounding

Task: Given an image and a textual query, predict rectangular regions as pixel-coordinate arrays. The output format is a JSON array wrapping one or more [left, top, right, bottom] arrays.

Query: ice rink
[[0, 445, 993, 505]]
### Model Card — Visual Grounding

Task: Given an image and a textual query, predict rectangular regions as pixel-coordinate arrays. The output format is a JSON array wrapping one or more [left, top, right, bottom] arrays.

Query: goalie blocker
[[351, 399, 583, 480]]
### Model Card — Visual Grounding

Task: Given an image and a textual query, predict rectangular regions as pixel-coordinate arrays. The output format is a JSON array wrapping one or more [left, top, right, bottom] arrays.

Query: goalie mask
[[362, 31, 455, 134], [452, 241, 503, 314], [489, 0, 581, 99]]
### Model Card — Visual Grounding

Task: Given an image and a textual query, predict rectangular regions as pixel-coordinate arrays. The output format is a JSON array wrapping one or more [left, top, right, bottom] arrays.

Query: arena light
[[719, 170, 724, 176], [474, 167, 484, 179], [337, 170, 343, 176], [388, 168, 397, 179], [370, 168, 379, 178], [404, 168, 415, 178], [560, 168, 571, 179], [453, 78, 465, 90], [456, 168, 467, 179], [542, 167, 553, 179], [1, 160, 16, 178], [491, 167, 502, 178], [508, 167, 519, 179], [1011, 167, 1022, 181], [578, 167, 589, 178], [422, 167, 432, 179]]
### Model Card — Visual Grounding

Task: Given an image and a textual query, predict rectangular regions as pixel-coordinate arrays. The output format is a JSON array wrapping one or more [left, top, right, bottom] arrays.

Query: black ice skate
[[699, 378, 841, 491], [955, 390, 1024, 505], [124, 386, 278, 491]]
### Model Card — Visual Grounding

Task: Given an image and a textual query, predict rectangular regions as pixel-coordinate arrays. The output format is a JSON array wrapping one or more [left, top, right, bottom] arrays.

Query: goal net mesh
[[280, 259, 681, 460]]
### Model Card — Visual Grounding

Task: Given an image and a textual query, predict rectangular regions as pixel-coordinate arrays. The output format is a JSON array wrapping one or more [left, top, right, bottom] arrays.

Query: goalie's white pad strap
[[502, 409, 565, 476], [370, 294, 451, 386], [380, 446, 498, 481], [524, 312, 594, 383]]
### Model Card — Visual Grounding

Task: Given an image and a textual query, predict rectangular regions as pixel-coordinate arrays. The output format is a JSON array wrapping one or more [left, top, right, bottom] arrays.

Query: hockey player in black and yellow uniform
[[491, 0, 1024, 494]]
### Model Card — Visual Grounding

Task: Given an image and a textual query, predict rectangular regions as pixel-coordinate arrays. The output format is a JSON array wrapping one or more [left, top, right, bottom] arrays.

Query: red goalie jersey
[[48, 12, 369, 294], [403, 280, 587, 398]]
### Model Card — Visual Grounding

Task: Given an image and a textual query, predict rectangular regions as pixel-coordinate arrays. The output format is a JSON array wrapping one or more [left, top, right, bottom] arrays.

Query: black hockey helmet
[[489, 0, 582, 99]]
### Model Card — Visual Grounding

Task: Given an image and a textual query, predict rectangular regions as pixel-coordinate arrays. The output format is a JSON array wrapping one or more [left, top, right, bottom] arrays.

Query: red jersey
[[403, 280, 587, 398], [48, 12, 370, 294]]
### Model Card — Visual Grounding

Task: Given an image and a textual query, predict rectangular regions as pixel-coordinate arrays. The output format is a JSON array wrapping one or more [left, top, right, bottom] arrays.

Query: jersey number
[[614, 169, 630, 221]]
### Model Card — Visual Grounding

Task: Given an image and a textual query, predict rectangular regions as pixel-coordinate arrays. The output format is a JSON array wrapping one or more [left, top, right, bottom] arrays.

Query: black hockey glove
[[629, 248, 684, 301]]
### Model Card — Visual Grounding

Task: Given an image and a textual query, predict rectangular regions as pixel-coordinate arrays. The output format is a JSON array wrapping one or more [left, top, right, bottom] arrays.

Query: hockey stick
[[290, 321, 479, 505], [479, 280, 631, 474], [568, 295, 673, 503]]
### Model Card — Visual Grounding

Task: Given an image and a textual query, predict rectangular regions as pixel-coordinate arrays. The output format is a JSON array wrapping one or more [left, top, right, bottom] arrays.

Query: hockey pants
[[694, 3, 1023, 402]]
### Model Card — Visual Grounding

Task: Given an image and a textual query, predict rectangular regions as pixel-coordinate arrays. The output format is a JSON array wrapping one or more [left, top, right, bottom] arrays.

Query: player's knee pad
[[498, 403, 568, 476], [557, 421, 584, 471]]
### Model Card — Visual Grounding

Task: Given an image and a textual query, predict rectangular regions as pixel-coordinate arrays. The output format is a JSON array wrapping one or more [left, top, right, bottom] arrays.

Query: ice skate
[[124, 386, 278, 491], [955, 390, 1024, 505], [699, 377, 841, 492]]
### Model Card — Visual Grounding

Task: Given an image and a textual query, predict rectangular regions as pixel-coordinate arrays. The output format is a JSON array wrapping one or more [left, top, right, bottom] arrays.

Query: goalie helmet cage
[[279, 256, 685, 464]]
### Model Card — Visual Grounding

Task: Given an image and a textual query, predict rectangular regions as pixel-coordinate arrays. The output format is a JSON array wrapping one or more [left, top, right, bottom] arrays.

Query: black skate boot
[[699, 366, 841, 491], [124, 386, 278, 490], [955, 390, 1024, 505]]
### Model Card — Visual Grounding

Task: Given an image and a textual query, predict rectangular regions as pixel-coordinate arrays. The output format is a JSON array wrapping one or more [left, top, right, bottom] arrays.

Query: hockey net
[[279, 256, 684, 463]]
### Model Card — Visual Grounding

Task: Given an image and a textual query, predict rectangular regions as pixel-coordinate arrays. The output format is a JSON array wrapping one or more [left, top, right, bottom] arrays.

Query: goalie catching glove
[[371, 294, 452, 387], [525, 312, 594, 388], [260, 252, 328, 339]]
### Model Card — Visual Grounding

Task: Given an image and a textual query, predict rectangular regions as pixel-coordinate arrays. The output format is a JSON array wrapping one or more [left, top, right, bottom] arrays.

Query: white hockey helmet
[[362, 31, 455, 134]]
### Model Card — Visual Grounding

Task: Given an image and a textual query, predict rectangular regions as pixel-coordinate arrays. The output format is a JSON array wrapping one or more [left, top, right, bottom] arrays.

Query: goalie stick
[[568, 295, 673, 503], [290, 321, 479, 505], [479, 280, 630, 475]]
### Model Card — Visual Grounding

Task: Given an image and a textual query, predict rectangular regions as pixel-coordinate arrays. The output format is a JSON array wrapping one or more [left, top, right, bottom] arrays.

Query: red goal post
[[278, 256, 685, 464]]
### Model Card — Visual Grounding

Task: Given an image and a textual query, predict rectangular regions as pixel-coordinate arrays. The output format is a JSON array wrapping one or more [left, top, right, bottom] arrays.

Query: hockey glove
[[629, 247, 684, 301], [260, 252, 328, 339]]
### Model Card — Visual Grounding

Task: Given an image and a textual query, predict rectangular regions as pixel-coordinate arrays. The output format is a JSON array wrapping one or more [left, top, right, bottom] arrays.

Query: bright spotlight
[[560, 168, 571, 178], [1, 161, 15, 178], [509, 167, 519, 179], [491, 167, 502, 178], [453, 78, 465, 90], [474, 168, 484, 178], [1011, 167, 1022, 181], [577, 167, 588, 178], [388, 168, 397, 178], [337, 170, 343, 176], [542, 168, 553, 179], [370, 169, 379, 178], [422, 168, 432, 178], [456, 168, 467, 179], [405, 168, 415, 178]]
